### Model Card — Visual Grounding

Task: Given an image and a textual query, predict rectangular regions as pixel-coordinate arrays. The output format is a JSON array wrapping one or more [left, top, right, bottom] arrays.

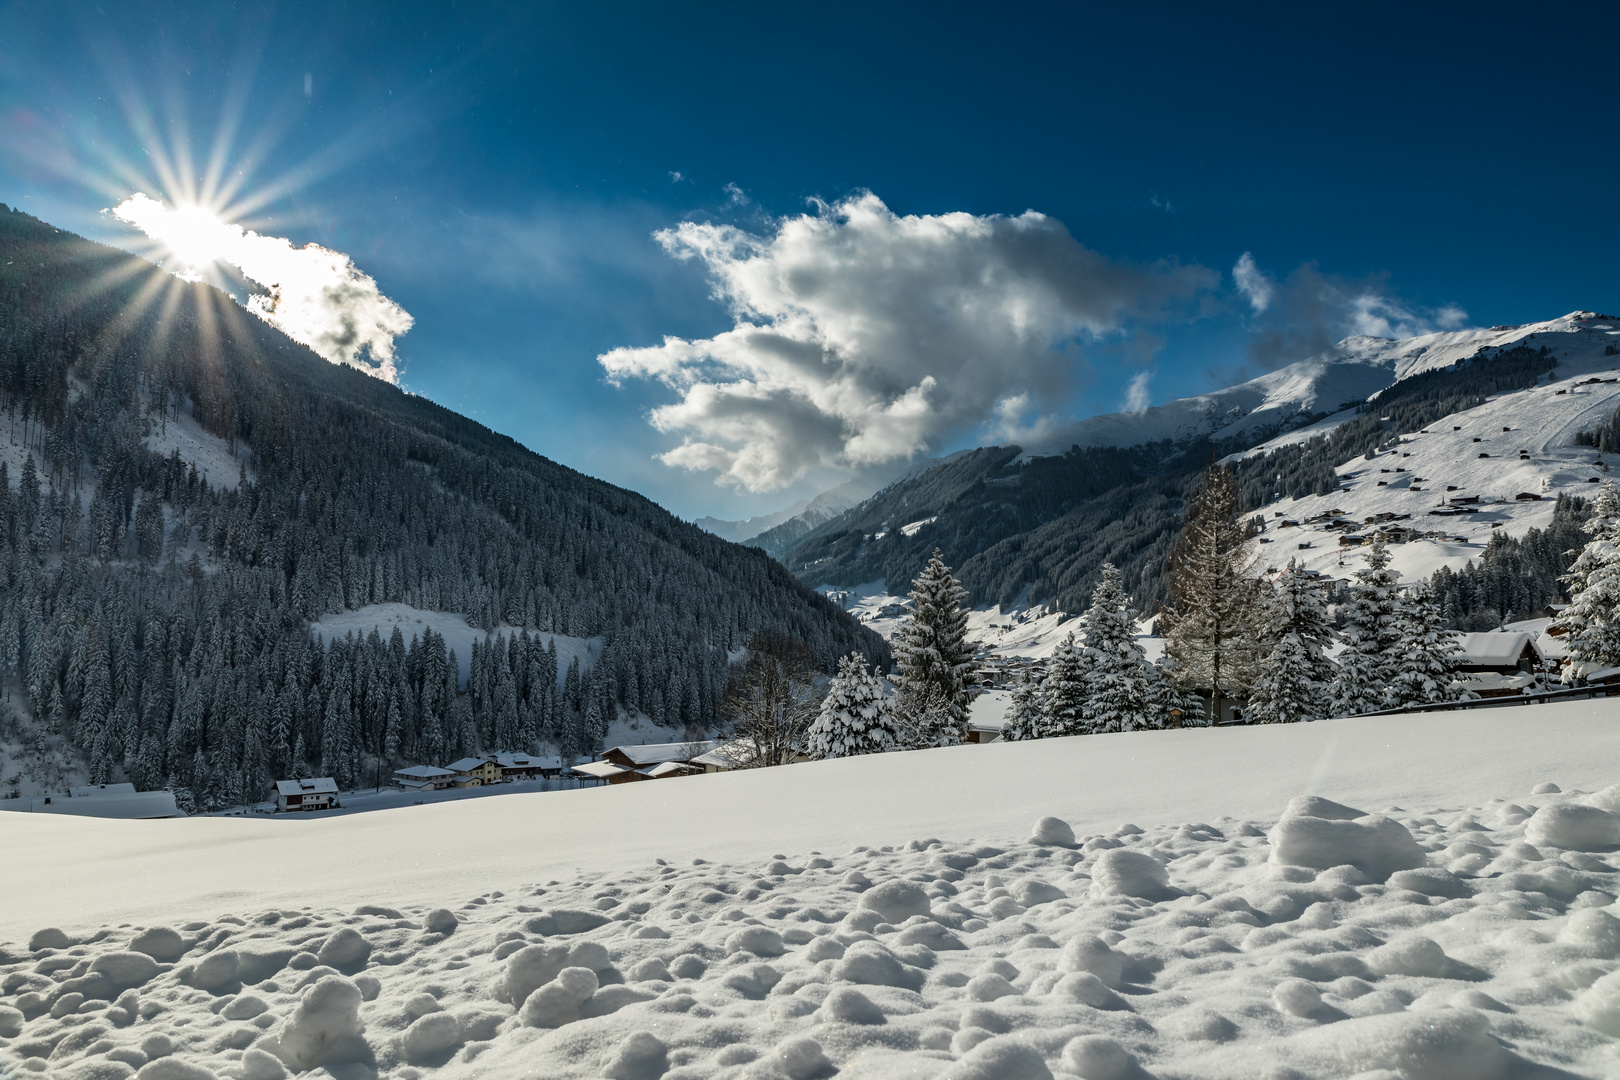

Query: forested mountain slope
[[785, 317, 1615, 617], [0, 205, 885, 806]]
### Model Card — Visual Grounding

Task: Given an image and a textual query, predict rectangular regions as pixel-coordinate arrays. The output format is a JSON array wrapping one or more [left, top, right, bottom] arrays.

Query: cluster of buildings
[[388, 752, 567, 792]]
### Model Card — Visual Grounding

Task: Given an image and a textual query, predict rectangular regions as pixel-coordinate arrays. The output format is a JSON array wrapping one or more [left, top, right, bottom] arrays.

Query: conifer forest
[[0, 206, 886, 807]]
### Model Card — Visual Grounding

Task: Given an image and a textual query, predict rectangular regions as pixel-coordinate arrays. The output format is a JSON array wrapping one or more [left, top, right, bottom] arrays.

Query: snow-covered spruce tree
[[1163, 465, 1265, 725], [1562, 478, 1620, 672], [1040, 631, 1090, 736], [1328, 538, 1403, 716], [1001, 668, 1047, 741], [1079, 564, 1155, 732], [891, 549, 976, 747], [1247, 561, 1338, 724], [1388, 581, 1468, 706], [806, 653, 896, 758]]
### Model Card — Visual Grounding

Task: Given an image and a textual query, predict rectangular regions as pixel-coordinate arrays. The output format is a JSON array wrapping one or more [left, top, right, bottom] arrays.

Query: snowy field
[[308, 604, 601, 689], [214, 777, 584, 821], [7, 703, 1620, 1078], [141, 404, 253, 491]]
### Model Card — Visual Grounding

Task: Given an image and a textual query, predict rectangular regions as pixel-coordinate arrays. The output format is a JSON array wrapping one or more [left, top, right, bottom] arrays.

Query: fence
[[1353, 682, 1618, 718]]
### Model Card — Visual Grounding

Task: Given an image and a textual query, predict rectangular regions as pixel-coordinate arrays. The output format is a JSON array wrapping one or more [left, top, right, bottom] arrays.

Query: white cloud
[[1346, 293, 1470, 340], [1232, 251, 1273, 314], [1123, 370, 1153, 413], [110, 193, 413, 382], [600, 193, 1212, 492]]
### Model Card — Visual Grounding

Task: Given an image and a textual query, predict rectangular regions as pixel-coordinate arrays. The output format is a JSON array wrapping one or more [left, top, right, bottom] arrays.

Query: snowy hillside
[[1030, 311, 1616, 456], [142, 406, 253, 492], [823, 581, 1084, 665], [309, 605, 601, 689], [7, 704, 1620, 1079], [1237, 318, 1620, 589]]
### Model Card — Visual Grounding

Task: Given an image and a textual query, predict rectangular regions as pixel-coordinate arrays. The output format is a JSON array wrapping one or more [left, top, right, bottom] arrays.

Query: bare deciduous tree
[[720, 630, 823, 768]]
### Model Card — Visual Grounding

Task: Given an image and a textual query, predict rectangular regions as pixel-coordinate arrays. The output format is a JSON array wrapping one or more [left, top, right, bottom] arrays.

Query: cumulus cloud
[[111, 193, 412, 382], [600, 193, 1213, 492], [1232, 251, 1273, 313]]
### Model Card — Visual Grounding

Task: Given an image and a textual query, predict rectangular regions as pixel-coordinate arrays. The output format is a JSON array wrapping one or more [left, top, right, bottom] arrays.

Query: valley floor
[[5, 704, 1620, 1079]]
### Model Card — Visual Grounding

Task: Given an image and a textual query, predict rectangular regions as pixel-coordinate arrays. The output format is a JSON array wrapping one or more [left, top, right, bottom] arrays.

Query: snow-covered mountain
[[1029, 312, 1614, 455], [776, 311, 1620, 625], [1234, 313, 1620, 591]]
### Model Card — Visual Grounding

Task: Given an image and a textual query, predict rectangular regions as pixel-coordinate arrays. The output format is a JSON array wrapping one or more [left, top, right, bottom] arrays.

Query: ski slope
[[6, 703, 1620, 1079]]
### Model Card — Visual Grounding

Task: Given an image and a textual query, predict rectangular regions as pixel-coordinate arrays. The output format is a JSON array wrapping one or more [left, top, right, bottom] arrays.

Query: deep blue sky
[[2, 1, 1615, 520]]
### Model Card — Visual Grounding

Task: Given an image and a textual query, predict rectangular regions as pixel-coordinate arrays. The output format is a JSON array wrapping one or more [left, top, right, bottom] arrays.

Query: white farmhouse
[[392, 765, 455, 791], [274, 777, 339, 812]]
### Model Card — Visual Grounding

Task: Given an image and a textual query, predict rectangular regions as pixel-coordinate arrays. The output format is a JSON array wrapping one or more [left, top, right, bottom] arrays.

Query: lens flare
[[110, 193, 413, 382], [111, 194, 237, 279]]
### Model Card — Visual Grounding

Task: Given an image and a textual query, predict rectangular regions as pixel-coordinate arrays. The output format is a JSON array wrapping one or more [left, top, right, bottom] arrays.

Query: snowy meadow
[[6, 705, 1620, 1080]]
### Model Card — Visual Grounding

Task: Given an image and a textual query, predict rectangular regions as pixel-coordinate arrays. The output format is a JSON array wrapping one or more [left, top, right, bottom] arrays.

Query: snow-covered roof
[[492, 753, 562, 770], [393, 765, 454, 779], [639, 761, 698, 779], [69, 783, 137, 798], [1459, 671, 1535, 691], [1456, 632, 1535, 667], [0, 789, 181, 819], [275, 778, 339, 797], [689, 740, 759, 769], [605, 740, 722, 766], [571, 761, 630, 779], [444, 757, 494, 774]]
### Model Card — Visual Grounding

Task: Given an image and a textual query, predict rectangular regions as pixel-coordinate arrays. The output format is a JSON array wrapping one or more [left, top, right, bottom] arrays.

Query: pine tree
[[1248, 562, 1338, 723], [1562, 479, 1620, 671], [1329, 539, 1403, 716], [891, 550, 975, 747], [805, 653, 895, 758], [1163, 465, 1265, 724], [1078, 564, 1155, 733], [1040, 631, 1089, 736], [1001, 668, 1047, 741], [1388, 581, 1466, 706]]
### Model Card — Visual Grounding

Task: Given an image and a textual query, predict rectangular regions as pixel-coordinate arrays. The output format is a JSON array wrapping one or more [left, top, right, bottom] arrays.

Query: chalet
[[572, 741, 724, 785], [1455, 632, 1544, 699], [966, 717, 1004, 744], [393, 765, 455, 791], [491, 753, 563, 780], [275, 777, 339, 812], [691, 741, 757, 773], [445, 757, 502, 787], [1455, 632, 1539, 674], [570, 760, 631, 785], [1515, 492, 1543, 502]]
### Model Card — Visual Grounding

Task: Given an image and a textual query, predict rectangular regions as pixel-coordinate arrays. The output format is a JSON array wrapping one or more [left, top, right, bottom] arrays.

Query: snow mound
[[1268, 797, 1425, 881]]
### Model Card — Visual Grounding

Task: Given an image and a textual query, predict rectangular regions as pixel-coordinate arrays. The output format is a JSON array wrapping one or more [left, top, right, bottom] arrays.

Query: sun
[[111, 193, 239, 275]]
